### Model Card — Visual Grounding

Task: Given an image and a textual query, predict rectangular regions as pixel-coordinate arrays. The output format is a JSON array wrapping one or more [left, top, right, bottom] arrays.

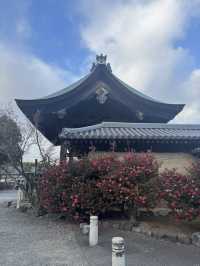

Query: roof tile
[[60, 122, 200, 141]]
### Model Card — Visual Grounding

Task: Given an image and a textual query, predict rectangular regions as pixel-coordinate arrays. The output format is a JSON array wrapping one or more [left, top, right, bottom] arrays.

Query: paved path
[[0, 189, 16, 203], [0, 196, 200, 265]]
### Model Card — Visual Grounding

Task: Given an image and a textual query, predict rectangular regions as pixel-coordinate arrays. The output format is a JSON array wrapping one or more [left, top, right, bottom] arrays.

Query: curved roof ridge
[[111, 73, 183, 106], [112, 74, 158, 103], [42, 73, 90, 99]]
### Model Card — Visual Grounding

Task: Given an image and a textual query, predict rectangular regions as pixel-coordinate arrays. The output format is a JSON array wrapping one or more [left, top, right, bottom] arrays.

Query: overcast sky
[[1, 0, 200, 160]]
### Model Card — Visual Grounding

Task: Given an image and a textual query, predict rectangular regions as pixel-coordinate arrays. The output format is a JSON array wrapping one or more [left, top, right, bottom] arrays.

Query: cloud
[[173, 69, 200, 123], [0, 43, 76, 102], [0, 42, 77, 161], [79, 0, 200, 122], [0, 1, 80, 161], [0, 1, 78, 104]]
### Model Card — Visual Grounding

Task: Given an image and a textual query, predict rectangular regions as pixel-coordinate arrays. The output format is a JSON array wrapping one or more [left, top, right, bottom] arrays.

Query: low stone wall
[[89, 152, 197, 174], [100, 219, 200, 247]]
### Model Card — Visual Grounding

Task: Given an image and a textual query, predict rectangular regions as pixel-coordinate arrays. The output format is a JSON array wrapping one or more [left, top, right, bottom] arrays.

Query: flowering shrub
[[188, 161, 200, 184], [38, 162, 72, 213], [38, 153, 159, 221], [159, 169, 200, 221], [96, 153, 159, 211]]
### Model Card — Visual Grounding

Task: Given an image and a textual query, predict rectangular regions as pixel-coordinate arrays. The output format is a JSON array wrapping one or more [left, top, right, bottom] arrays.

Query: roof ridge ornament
[[96, 54, 107, 64], [90, 54, 112, 72]]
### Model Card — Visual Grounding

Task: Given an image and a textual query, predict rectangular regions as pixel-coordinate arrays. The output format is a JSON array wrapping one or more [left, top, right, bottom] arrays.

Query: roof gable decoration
[[54, 108, 67, 119], [136, 110, 144, 121], [95, 81, 110, 104], [96, 87, 109, 104]]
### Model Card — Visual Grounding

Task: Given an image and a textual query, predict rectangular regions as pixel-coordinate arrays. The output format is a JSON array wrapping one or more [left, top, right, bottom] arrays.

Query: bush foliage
[[39, 153, 200, 221], [159, 165, 200, 221], [38, 153, 159, 220]]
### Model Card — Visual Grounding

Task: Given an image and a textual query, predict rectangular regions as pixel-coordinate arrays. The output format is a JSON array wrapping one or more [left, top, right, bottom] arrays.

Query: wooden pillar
[[61, 140, 75, 164], [68, 150, 74, 164], [60, 143, 67, 162]]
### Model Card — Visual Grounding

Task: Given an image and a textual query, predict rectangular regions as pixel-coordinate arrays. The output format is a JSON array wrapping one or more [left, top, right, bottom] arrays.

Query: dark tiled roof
[[60, 122, 200, 140], [15, 58, 185, 144]]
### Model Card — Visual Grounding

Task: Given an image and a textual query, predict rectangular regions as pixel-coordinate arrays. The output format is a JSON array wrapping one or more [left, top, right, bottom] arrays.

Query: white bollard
[[82, 224, 90, 235], [89, 216, 98, 246], [80, 223, 87, 230], [16, 188, 24, 209], [112, 237, 126, 266]]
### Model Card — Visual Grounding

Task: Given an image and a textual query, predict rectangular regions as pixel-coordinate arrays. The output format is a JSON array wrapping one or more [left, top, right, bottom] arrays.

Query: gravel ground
[[0, 205, 90, 266], [0, 192, 200, 266]]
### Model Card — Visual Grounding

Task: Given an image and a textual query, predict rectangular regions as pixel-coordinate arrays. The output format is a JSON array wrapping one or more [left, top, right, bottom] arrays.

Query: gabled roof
[[60, 122, 200, 140], [25, 55, 180, 106], [16, 54, 184, 107], [15, 54, 185, 144]]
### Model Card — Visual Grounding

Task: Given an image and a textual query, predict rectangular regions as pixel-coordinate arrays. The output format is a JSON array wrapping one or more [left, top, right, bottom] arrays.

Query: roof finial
[[90, 54, 112, 72], [96, 54, 107, 64]]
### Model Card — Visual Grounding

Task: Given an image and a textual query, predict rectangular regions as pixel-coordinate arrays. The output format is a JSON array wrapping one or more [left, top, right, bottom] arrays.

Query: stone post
[[112, 237, 126, 266], [80, 223, 90, 235], [16, 188, 24, 209], [192, 232, 200, 247], [82, 224, 90, 235], [89, 216, 98, 246]]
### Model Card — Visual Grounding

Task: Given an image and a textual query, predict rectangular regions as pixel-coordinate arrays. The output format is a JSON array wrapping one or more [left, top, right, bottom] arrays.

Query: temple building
[[16, 54, 200, 164]]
